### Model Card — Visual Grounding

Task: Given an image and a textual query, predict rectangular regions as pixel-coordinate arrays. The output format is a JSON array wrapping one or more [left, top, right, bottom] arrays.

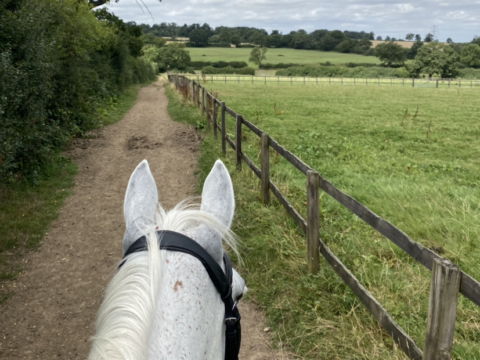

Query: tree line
[[138, 23, 376, 55]]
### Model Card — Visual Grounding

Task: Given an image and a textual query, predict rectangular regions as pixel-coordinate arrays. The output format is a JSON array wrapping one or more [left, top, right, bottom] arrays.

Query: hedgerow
[[0, 0, 156, 183]]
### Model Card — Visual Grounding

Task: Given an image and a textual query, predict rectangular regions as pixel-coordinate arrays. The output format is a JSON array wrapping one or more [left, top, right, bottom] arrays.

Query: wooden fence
[[168, 74, 480, 360], [181, 74, 480, 89]]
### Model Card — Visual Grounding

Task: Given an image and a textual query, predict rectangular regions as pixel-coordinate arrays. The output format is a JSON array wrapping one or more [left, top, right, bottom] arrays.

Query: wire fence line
[[182, 74, 480, 89]]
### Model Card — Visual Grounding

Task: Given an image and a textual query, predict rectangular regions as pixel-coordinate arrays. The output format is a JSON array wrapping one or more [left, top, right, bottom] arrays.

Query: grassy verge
[[0, 80, 152, 304], [165, 80, 480, 359]]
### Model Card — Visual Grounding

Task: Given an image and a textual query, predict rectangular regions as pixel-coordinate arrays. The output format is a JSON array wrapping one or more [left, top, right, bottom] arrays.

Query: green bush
[[275, 64, 402, 78], [0, 0, 156, 183], [201, 66, 255, 75], [191, 60, 248, 69], [458, 68, 480, 78]]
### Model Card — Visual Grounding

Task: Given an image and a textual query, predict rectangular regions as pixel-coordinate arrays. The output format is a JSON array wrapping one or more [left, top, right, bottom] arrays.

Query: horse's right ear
[[122, 160, 158, 255]]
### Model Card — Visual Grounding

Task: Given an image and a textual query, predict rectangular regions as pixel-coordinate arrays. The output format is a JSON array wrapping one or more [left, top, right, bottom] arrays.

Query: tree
[[144, 43, 191, 72], [249, 46, 267, 67], [385, 35, 391, 41], [415, 34, 422, 42], [376, 36, 383, 41], [406, 41, 423, 59], [407, 42, 458, 78], [88, 0, 161, 8], [424, 33, 434, 42], [189, 29, 209, 47], [406, 33, 414, 41], [446, 38, 453, 44], [460, 44, 480, 68], [231, 34, 241, 46], [375, 41, 406, 66]]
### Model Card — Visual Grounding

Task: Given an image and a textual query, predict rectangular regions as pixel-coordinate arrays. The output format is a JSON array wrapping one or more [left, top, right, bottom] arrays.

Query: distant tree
[[406, 41, 423, 59], [271, 30, 279, 35], [219, 29, 232, 43], [142, 33, 166, 48], [376, 36, 383, 41], [407, 42, 458, 78], [155, 43, 191, 72], [335, 39, 357, 53], [375, 41, 406, 66], [460, 44, 480, 68], [385, 35, 391, 41], [316, 30, 346, 51], [415, 34, 422, 42], [209, 34, 220, 43], [424, 33, 434, 42], [358, 37, 372, 48], [391, 37, 397, 41], [249, 46, 267, 67], [265, 34, 283, 48], [189, 29, 209, 47], [231, 34, 241, 46], [250, 33, 266, 46], [446, 38, 453, 44], [472, 36, 480, 46], [406, 33, 415, 41]]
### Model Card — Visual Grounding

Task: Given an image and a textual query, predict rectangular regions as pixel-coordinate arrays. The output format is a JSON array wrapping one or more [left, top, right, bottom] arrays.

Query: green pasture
[[187, 47, 381, 67], [167, 80, 480, 359]]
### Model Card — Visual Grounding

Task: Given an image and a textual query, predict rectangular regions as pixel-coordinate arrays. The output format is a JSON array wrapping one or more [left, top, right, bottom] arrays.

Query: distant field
[[187, 47, 381, 67], [194, 81, 480, 359]]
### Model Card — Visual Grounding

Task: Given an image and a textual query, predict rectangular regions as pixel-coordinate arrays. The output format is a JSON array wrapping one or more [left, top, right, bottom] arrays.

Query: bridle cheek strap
[[120, 230, 241, 360]]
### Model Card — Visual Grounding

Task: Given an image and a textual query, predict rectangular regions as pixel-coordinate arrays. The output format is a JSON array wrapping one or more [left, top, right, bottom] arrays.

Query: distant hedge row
[[201, 66, 255, 75], [275, 65, 409, 78], [191, 61, 248, 69], [0, 0, 156, 183]]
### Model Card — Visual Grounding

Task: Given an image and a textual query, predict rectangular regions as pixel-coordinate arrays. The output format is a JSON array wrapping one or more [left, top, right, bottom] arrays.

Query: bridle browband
[[119, 230, 241, 360]]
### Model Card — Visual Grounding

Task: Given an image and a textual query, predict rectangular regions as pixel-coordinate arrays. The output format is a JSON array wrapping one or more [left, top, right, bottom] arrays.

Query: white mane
[[88, 200, 238, 360]]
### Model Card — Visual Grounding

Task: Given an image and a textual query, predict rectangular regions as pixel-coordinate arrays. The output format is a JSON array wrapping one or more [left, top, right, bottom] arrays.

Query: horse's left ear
[[122, 160, 158, 255], [200, 160, 235, 228]]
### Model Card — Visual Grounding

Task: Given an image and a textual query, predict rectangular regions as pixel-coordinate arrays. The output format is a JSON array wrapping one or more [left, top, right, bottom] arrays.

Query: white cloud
[[99, 0, 480, 42]]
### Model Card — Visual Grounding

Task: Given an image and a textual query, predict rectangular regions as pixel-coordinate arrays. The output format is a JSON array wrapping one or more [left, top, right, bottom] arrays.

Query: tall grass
[[165, 80, 480, 359]]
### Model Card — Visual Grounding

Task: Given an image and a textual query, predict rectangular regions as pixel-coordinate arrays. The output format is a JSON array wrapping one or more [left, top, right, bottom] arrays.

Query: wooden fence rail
[[168, 74, 480, 360]]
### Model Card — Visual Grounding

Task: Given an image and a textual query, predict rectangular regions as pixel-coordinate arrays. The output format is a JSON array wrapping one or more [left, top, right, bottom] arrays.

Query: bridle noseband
[[119, 230, 241, 360]]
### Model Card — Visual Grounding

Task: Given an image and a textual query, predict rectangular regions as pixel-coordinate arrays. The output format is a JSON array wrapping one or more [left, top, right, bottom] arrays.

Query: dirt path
[[0, 78, 292, 360]]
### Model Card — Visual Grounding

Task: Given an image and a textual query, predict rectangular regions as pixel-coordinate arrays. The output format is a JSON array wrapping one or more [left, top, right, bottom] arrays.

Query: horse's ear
[[200, 160, 235, 228], [122, 160, 158, 255]]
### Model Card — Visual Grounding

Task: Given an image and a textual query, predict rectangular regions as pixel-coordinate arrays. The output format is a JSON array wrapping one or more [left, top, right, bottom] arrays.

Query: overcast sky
[[99, 0, 479, 43]]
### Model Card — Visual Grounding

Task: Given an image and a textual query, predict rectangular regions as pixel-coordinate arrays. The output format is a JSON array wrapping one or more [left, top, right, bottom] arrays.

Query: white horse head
[[88, 160, 246, 360]]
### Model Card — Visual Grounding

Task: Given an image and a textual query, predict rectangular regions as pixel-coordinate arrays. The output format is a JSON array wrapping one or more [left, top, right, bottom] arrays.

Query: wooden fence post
[[201, 87, 205, 116], [261, 133, 270, 205], [436, 80, 439, 88], [306, 170, 320, 274], [212, 99, 217, 139], [235, 115, 242, 170], [412, 78, 415, 87], [206, 93, 210, 124], [423, 258, 460, 360], [221, 102, 226, 155], [191, 81, 194, 103]]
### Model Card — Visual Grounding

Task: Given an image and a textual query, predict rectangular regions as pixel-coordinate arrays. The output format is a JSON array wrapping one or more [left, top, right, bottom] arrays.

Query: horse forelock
[[88, 199, 238, 360]]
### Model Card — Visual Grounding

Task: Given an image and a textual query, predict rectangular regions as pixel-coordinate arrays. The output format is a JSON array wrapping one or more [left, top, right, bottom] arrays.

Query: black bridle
[[119, 230, 241, 360]]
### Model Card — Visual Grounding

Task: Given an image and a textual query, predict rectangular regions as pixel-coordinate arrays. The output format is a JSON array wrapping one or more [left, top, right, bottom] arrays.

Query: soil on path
[[0, 78, 292, 359]]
